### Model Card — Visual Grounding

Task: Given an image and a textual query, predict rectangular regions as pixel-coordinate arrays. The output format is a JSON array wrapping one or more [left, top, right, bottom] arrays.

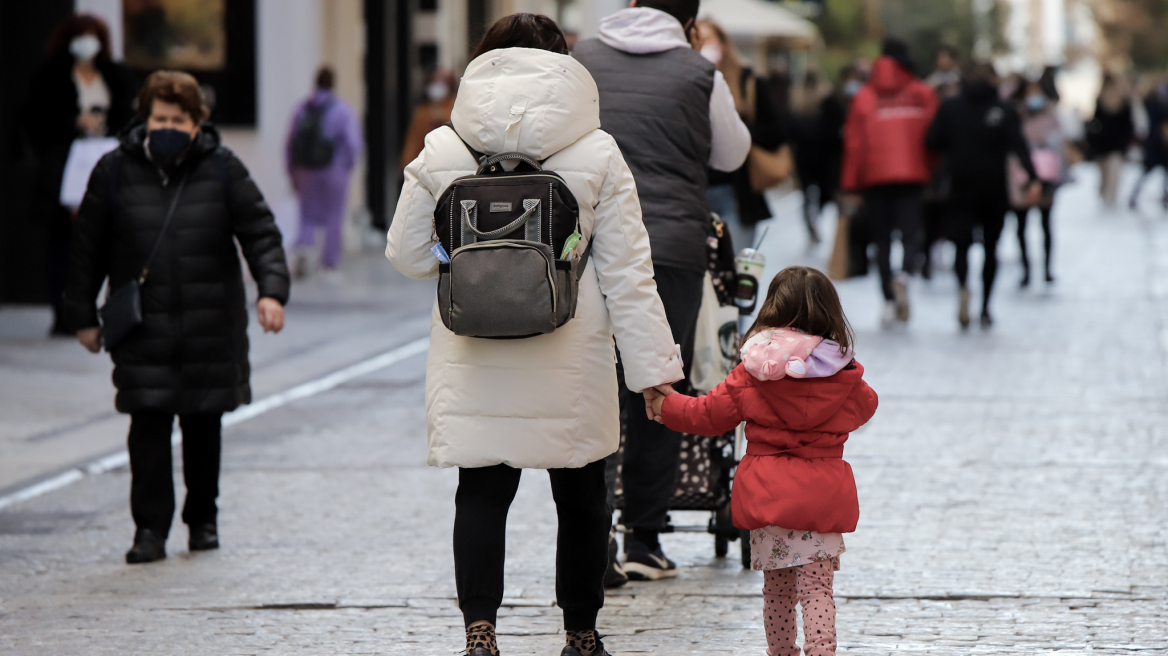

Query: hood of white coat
[[598, 7, 689, 54], [451, 48, 600, 160]]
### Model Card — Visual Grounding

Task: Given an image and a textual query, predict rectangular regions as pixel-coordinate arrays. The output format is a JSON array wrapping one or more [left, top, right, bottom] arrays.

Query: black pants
[[615, 265, 705, 532], [454, 460, 609, 630], [1013, 205, 1053, 277], [921, 199, 946, 276], [951, 207, 1005, 311], [864, 184, 924, 300], [128, 411, 222, 538]]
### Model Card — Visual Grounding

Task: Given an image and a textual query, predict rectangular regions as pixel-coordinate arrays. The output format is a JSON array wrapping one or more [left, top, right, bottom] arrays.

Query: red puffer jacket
[[840, 56, 938, 191], [660, 362, 877, 533]]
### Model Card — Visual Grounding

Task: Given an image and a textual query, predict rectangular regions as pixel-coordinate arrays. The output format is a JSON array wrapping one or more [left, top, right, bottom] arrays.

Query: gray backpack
[[433, 131, 592, 339]]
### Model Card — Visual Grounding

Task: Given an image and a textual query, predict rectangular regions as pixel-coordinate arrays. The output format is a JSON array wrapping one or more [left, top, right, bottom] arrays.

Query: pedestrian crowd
[[17, 3, 1167, 656]]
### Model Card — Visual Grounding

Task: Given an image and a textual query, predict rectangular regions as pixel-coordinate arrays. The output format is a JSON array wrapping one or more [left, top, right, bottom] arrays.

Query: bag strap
[[443, 122, 543, 173], [139, 175, 188, 283]]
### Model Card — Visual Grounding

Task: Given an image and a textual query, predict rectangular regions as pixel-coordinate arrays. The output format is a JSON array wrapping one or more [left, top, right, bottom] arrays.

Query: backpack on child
[[432, 127, 591, 339], [289, 100, 336, 170]]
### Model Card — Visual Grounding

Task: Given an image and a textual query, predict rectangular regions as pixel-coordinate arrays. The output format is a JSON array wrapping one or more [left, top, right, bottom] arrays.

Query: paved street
[[1, 164, 1166, 654]]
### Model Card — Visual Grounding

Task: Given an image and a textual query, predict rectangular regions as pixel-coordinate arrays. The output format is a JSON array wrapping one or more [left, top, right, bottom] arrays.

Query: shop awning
[[698, 0, 819, 46]]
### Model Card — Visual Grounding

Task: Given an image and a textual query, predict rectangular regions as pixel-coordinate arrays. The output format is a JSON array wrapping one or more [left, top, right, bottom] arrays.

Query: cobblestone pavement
[[1, 165, 1166, 654]]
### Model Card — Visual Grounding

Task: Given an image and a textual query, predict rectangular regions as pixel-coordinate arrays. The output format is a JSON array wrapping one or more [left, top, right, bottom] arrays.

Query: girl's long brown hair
[[743, 266, 854, 353]]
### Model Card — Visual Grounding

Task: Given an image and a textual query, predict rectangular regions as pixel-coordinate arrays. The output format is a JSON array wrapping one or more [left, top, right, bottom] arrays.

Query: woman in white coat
[[385, 14, 683, 656]]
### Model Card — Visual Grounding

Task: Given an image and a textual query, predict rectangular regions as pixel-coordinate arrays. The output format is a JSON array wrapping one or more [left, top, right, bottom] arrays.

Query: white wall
[[74, 0, 123, 59]]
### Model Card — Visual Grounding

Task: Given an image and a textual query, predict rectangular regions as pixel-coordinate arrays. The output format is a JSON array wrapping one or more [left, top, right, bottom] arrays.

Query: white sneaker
[[881, 301, 897, 325]]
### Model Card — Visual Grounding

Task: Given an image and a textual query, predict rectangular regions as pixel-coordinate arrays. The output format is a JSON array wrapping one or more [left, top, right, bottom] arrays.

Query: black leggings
[[454, 459, 609, 630], [1014, 206, 1053, 276], [952, 211, 1005, 312], [128, 411, 222, 537]]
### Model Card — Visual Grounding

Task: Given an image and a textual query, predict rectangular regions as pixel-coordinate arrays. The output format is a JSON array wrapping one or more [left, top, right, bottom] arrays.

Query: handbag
[[747, 144, 793, 193], [99, 175, 187, 350]]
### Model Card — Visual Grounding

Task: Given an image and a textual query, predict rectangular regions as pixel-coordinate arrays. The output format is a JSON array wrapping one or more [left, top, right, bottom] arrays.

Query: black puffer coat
[[63, 123, 290, 415]]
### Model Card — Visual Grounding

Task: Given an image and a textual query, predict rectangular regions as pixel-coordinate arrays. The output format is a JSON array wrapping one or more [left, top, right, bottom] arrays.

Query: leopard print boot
[[465, 620, 499, 655], [561, 629, 610, 656]]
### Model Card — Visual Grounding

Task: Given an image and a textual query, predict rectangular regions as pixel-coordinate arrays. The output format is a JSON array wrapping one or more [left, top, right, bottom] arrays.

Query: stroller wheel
[[715, 534, 729, 558]]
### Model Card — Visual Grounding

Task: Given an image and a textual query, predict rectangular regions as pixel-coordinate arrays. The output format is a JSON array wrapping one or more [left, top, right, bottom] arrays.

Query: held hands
[[77, 327, 101, 353], [257, 297, 285, 333], [642, 384, 677, 424]]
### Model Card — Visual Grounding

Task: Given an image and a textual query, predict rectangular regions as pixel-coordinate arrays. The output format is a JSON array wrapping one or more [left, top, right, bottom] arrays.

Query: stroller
[[611, 214, 764, 568]]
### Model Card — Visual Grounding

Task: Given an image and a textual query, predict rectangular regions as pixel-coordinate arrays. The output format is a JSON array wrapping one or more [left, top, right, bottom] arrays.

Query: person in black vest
[[21, 14, 138, 336], [64, 71, 290, 564], [574, 0, 751, 582]]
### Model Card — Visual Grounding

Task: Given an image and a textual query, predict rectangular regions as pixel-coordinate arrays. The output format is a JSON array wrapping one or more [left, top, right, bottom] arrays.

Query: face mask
[[147, 128, 193, 168], [70, 35, 102, 62], [844, 80, 863, 97], [699, 44, 723, 66], [426, 82, 449, 102], [1025, 94, 1047, 112]]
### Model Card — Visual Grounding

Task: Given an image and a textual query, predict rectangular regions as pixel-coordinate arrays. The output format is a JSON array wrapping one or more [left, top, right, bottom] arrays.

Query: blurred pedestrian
[[386, 14, 685, 656], [927, 62, 1040, 328], [574, 0, 750, 583], [840, 38, 938, 324], [286, 66, 363, 277], [64, 71, 290, 565], [694, 19, 787, 251], [1129, 78, 1168, 210], [792, 69, 831, 244], [921, 46, 962, 279], [400, 68, 457, 170], [1009, 78, 1066, 286], [1089, 73, 1134, 209], [21, 13, 137, 336], [648, 266, 877, 656]]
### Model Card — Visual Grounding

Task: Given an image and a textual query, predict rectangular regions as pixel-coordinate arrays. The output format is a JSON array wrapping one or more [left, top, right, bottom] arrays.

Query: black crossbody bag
[[99, 174, 187, 350]]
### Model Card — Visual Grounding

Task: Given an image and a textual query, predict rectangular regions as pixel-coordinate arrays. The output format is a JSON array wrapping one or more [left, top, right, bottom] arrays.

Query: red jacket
[[661, 362, 878, 533], [840, 57, 938, 191]]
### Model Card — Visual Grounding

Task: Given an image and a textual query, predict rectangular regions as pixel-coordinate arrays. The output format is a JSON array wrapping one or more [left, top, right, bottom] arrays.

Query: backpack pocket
[[440, 240, 559, 338]]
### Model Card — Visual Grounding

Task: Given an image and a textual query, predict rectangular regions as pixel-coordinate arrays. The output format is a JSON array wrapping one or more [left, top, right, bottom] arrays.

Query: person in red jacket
[[841, 38, 938, 324], [646, 266, 878, 656]]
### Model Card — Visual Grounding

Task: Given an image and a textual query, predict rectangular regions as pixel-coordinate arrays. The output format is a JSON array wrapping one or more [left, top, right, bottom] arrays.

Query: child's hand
[[643, 384, 677, 423]]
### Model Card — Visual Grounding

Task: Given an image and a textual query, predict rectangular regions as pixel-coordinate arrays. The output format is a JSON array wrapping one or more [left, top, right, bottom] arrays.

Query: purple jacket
[[285, 90, 363, 196]]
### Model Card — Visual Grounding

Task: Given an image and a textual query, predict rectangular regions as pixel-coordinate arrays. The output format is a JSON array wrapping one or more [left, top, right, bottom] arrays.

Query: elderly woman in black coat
[[64, 71, 290, 564]]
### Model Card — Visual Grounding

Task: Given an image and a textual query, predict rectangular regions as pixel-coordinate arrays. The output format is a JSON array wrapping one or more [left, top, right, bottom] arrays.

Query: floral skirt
[[749, 525, 845, 571]]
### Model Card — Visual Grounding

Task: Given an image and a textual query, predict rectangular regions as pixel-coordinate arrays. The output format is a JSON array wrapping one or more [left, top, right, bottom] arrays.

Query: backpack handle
[[476, 152, 543, 175], [461, 199, 541, 241]]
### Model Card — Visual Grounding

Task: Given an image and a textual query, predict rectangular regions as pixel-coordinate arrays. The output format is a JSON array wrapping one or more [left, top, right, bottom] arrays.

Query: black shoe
[[1045, 270, 1055, 283], [189, 523, 219, 551], [603, 531, 628, 589], [980, 310, 994, 329], [1019, 268, 1030, 288], [465, 650, 495, 656], [623, 539, 678, 581], [125, 528, 167, 564], [561, 636, 611, 656]]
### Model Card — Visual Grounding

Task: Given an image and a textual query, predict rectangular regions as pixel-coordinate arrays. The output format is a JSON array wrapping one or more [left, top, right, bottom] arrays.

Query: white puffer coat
[[386, 48, 685, 469]]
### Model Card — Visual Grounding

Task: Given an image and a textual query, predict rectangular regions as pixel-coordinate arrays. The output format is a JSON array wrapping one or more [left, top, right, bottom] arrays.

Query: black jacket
[[63, 123, 290, 415], [926, 81, 1036, 211], [21, 54, 138, 222], [1090, 98, 1134, 156]]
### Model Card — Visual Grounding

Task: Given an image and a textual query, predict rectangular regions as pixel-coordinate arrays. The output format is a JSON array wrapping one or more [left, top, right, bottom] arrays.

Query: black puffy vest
[[573, 39, 715, 272]]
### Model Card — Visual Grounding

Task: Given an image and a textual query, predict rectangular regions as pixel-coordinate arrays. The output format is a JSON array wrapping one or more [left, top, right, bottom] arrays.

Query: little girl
[[650, 266, 878, 656]]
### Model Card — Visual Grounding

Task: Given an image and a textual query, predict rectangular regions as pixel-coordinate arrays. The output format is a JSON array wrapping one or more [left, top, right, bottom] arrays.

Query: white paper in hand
[[59, 137, 120, 210]]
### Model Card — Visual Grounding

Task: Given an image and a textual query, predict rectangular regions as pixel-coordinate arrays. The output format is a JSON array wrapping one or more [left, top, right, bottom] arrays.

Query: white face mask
[[70, 35, 102, 62], [699, 44, 723, 66], [426, 82, 450, 102]]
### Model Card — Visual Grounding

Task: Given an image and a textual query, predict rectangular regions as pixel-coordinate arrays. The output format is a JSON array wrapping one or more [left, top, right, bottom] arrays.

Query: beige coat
[[386, 47, 684, 469]]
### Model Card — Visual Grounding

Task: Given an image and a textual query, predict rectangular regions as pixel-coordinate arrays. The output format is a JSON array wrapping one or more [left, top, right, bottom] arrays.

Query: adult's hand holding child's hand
[[643, 384, 677, 423]]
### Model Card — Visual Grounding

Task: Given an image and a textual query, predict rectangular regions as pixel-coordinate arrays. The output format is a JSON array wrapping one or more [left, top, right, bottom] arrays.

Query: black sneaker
[[622, 540, 678, 581], [125, 528, 167, 564], [189, 522, 219, 551], [603, 531, 628, 589], [465, 650, 495, 656]]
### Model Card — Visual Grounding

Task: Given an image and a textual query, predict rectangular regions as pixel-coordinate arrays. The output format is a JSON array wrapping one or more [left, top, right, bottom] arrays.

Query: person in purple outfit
[[285, 66, 363, 275]]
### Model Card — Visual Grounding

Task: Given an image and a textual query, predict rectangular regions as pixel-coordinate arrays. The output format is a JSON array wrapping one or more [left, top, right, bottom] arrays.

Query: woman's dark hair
[[315, 66, 335, 90], [744, 266, 854, 353], [46, 13, 113, 64], [470, 13, 568, 61], [137, 71, 211, 123]]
